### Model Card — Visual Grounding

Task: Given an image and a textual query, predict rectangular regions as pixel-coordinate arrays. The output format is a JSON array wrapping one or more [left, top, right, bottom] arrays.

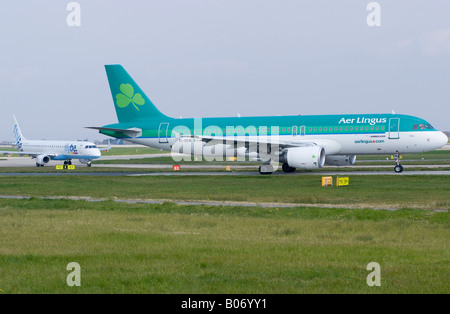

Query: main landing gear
[[63, 160, 73, 166], [393, 151, 403, 173], [259, 164, 274, 175], [259, 161, 274, 175], [282, 163, 296, 173], [259, 162, 297, 175]]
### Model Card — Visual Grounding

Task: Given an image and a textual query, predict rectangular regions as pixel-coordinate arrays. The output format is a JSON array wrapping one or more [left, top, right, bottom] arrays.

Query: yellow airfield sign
[[322, 176, 350, 187], [336, 177, 349, 187], [56, 165, 75, 170], [322, 176, 333, 187]]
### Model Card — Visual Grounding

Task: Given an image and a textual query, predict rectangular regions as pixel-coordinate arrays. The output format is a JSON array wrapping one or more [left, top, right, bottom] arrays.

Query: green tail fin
[[105, 64, 169, 123]]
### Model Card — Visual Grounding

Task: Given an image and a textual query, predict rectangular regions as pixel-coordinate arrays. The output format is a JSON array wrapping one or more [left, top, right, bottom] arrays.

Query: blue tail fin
[[13, 115, 25, 151]]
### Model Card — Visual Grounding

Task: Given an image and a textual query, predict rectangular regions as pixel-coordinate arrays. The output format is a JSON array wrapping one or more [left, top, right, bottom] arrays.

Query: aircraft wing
[[0, 151, 58, 158], [193, 135, 315, 149], [190, 135, 341, 155]]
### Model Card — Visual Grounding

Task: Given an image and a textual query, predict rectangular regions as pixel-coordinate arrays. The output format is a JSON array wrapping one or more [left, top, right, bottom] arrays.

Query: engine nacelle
[[36, 154, 50, 165], [285, 146, 325, 169], [325, 155, 356, 166]]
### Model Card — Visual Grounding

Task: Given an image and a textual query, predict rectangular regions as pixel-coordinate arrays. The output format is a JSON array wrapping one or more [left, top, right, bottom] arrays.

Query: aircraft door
[[158, 122, 169, 143], [388, 118, 400, 139], [300, 125, 306, 136]]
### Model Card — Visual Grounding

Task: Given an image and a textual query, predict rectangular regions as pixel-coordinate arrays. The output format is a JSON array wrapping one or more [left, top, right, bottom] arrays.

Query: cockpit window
[[420, 124, 434, 130], [414, 124, 434, 130], [85, 145, 98, 149]]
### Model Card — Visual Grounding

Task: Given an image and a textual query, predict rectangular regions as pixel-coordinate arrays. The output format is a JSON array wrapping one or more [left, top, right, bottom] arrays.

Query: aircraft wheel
[[259, 164, 274, 175], [394, 165, 403, 173], [87, 163, 92, 167], [282, 163, 296, 173]]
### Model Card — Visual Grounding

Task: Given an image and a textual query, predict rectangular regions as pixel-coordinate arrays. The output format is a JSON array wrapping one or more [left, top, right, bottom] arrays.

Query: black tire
[[282, 163, 296, 173], [258, 166, 265, 175], [394, 165, 403, 173]]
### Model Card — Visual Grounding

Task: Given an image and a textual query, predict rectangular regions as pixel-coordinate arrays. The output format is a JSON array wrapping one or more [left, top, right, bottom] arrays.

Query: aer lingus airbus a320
[[88, 64, 448, 174], [1, 116, 103, 167]]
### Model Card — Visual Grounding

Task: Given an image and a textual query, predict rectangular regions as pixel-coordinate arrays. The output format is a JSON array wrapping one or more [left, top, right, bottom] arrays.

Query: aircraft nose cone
[[437, 131, 448, 148]]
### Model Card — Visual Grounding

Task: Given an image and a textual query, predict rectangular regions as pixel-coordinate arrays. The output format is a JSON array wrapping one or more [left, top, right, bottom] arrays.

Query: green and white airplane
[[89, 64, 448, 174]]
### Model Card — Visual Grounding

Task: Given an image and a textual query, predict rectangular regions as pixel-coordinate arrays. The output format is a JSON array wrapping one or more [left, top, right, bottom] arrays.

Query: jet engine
[[284, 146, 325, 169], [325, 155, 356, 166], [36, 154, 50, 166]]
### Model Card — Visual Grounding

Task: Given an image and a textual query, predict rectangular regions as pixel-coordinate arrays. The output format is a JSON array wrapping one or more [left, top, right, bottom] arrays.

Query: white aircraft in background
[[0, 116, 105, 167]]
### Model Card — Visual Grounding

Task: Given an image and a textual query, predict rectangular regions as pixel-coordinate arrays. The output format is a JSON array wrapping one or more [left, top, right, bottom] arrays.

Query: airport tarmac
[[0, 171, 449, 177], [1, 155, 449, 176]]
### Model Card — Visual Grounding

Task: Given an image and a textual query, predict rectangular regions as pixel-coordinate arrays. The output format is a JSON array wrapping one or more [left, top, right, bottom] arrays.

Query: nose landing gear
[[393, 151, 403, 173], [394, 164, 404, 173]]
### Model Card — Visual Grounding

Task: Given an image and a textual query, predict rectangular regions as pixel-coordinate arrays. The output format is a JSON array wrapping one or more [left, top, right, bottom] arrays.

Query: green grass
[[0, 198, 448, 293], [0, 174, 448, 293], [100, 146, 167, 156], [0, 175, 448, 209]]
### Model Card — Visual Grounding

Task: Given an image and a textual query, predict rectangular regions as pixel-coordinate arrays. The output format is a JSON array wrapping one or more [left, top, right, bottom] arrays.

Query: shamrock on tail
[[115, 83, 145, 111]]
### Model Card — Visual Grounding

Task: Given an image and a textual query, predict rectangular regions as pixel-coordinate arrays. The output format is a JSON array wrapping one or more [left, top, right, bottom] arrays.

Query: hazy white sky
[[1, 0, 449, 141]]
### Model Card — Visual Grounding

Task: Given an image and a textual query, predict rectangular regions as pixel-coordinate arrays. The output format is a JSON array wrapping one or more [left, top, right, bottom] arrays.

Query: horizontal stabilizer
[[86, 127, 142, 138]]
